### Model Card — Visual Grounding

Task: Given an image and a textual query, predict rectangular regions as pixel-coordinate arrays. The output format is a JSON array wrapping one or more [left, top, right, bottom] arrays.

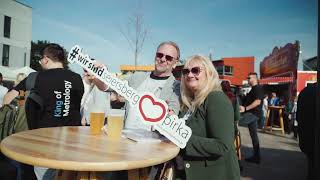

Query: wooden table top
[[0, 126, 180, 171]]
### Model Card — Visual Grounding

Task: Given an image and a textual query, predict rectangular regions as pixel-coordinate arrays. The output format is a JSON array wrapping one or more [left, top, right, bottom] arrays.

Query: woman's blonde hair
[[180, 55, 221, 111]]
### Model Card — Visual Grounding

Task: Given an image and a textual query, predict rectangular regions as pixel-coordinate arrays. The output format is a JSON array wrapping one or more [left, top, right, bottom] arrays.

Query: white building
[[0, 0, 32, 68]]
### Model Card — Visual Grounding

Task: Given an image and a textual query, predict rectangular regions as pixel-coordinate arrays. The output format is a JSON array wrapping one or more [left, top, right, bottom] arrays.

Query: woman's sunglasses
[[182, 67, 202, 76], [156, 52, 175, 62]]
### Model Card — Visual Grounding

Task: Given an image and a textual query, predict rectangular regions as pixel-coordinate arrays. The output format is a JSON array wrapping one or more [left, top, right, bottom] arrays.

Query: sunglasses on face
[[182, 67, 203, 76], [156, 52, 175, 62]]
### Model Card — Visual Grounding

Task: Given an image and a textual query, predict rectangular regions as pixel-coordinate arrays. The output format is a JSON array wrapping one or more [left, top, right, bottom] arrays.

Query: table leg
[[279, 109, 285, 135], [265, 109, 270, 130], [59, 169, 148, 180], [56, 170, 77, 180], [128, 168, 149, 180], [77, 172, 99, 180]]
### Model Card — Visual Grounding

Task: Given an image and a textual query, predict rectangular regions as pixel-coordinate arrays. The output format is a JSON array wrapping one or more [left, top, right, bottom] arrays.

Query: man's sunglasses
[[156, 52, 175, 62], [182, 67, 203, 76]]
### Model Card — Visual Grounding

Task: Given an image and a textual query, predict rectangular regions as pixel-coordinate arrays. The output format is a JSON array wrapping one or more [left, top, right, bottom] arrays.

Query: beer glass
[[90, 112, 105, 135], [107, 109, 125, 140]]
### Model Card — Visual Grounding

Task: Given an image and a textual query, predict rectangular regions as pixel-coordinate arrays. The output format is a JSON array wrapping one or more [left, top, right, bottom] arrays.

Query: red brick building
[[212, 56, 255, 86], [173, 56, 255, 87]]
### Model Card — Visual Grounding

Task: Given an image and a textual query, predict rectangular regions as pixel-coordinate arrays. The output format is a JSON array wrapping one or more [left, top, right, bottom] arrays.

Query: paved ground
[[239, 127, 307, 180]]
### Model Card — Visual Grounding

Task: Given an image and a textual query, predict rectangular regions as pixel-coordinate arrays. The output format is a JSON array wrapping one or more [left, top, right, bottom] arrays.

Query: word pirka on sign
[[68, 45, 191, 148]]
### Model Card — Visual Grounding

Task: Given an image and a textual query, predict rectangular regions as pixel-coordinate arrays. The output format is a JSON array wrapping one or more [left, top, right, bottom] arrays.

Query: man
[[269, 92, 279, 106], [91, 41, 181, 179], [0, 73, 8, 107], [297, 83, 316, 180], [3, 43, 84, 180], [239, 72, 263, 164], [94, 41, 181, 131], [268, 92, 280, 129]]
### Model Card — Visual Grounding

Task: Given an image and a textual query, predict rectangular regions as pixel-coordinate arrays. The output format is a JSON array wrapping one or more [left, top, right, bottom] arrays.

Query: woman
[[221, 81, 240, 126], [179, 55, 240, 180], [221, 80, 242, 171]]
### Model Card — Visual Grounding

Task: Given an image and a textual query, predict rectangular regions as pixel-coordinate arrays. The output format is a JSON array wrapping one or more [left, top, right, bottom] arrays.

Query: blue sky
[[20, 0, 317, 74]]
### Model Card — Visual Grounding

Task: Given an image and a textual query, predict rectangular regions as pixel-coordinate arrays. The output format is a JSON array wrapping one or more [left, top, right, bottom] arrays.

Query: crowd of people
[[0, 41, 316, 180]]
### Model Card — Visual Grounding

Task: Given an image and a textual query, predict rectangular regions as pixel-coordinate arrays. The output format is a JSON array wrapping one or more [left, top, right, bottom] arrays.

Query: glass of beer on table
[[90, 111, 105, 135], [107, 109, 125, 140]]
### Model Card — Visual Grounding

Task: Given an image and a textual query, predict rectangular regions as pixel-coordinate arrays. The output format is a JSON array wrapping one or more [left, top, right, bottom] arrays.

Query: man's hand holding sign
[[68, 45, 191, 148]]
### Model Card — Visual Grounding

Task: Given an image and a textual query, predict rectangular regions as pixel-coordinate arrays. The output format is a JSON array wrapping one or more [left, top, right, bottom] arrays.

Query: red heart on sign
[[138, 95, 167, 123]]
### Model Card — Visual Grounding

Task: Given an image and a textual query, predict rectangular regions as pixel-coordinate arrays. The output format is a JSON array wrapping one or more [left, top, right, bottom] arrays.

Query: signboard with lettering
[[67, 45, 192, 148], [260, 42, 300, 79]]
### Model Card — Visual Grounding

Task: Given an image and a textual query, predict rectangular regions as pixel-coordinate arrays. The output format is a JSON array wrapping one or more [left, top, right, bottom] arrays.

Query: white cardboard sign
[[67, 45, 191, 148], [155, 115, 191, 148]]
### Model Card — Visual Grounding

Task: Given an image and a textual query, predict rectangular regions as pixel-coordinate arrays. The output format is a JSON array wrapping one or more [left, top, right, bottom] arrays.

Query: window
[[24, 52, 27, 66], [2, 44, 10, 66], [4, 16, 11, 38], [224, 66, 233, 75], [216, 66, 223, 75]]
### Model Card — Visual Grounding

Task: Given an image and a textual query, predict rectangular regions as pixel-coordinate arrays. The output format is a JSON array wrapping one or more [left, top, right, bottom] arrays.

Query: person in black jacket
[[297, 83, 316, 180], [239, 72, 263, 164]]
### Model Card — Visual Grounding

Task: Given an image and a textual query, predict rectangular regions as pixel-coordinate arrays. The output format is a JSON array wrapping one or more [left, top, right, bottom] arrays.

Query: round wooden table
[[0, 126, 180, 179]]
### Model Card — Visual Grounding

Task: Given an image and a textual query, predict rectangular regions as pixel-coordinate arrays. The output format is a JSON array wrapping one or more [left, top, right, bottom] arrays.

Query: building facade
[[259, 41, 300, 102], [0, 0, 32, 68], [212, 56, 255, 86], [172, 56, 254, 86], [303, 56, 317, 71]]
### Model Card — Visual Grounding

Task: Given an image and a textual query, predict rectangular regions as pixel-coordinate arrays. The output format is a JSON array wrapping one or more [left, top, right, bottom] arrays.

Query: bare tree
[[120, 11, 148, 71]]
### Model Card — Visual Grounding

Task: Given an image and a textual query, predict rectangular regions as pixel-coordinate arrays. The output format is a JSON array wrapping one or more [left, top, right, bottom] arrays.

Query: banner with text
[[67, 45, 191, 148]]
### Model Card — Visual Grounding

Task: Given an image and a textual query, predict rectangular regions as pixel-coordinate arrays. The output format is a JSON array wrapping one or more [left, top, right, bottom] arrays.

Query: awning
[[259, 76, 294, 85], [0, 66, 36, 81]]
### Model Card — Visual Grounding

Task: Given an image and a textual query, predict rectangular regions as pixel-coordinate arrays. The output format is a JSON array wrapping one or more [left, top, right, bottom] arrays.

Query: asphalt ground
[[239, 127, 307, 180]]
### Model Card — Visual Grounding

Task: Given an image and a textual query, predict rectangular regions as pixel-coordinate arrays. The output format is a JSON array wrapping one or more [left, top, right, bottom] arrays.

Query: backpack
[[25, 72, 44, 111], [0, 72, 42, 141]]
